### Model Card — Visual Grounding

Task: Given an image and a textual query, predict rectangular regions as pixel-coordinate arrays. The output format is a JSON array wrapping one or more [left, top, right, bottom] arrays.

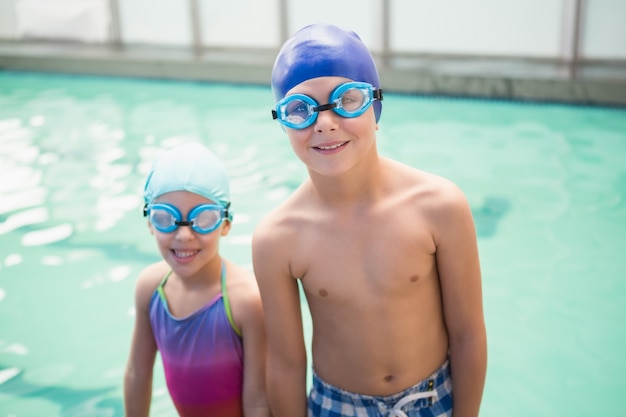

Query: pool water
[[1, 71, 625, 416]]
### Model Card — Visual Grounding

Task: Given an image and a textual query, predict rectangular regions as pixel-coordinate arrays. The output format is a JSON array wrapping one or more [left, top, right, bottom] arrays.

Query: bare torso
[[283, 159, 450, 396]]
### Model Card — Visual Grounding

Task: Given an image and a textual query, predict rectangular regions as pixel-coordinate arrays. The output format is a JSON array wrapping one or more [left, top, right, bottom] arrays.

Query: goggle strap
[[314, 102, 337, 113], [143, 203, 148, 217], [374, 88, 383, 101], [271, 109, 278, 120], [224, 202, 231, 221]]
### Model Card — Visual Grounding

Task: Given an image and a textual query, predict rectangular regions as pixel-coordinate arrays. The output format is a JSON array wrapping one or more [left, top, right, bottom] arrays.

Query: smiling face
[[284, 76, 379, 178], [148, 190, 231, 279]]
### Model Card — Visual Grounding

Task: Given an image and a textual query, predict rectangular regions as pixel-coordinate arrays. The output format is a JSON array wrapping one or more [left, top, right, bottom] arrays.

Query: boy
[[252, 24, 486, 417], [124, 142, 270, 417]]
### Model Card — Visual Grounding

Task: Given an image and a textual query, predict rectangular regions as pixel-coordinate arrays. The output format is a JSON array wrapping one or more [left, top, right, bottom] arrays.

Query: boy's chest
[[294, 216, 438, 300]]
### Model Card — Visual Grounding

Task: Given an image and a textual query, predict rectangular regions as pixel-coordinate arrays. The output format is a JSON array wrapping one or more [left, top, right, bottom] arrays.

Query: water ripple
[[21, 223, 73, 246], [3, 254, 23, 267], [0, 207, 48, 235]]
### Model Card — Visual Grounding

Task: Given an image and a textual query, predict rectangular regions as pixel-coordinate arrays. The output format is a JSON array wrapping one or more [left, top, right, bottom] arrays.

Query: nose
[[314, 109, 339, 133], [173, 223, 195, 240]]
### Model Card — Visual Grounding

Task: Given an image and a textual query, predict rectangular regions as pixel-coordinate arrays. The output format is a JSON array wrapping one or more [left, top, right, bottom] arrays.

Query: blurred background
[[1, 0, 625, 104]]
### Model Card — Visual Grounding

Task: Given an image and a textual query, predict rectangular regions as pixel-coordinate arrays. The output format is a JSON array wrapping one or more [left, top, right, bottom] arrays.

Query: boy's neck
[[307, 153, 387, 208]]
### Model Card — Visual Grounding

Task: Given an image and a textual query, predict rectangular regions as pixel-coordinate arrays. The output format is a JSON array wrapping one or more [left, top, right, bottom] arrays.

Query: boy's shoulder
[[387, 158, 461, 193], [383, 158, 470, 216], [254, 180, 311, 233]]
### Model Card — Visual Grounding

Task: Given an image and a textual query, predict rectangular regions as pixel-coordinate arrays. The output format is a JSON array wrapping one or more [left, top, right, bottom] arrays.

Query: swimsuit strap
[[157, 270, 173, 303], [221, 260, 242, 337]]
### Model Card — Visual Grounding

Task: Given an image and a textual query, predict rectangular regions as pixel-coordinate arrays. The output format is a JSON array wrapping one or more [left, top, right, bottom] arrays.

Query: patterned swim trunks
[[308, 358, 452, 417]]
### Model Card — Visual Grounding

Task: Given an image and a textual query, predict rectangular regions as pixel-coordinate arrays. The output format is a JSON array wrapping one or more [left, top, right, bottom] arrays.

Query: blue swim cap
[[143, 142, 230, 209], [271, 23, 382, 122]]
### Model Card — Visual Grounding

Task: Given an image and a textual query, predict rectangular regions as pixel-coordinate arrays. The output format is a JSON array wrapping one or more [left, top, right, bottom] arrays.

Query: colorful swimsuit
[[149, 263, 243, 417]]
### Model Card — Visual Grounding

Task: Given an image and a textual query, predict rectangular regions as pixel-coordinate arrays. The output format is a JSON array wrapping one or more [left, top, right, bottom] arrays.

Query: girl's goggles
[[271, 81, 383, 130], [143, 203, 231, 234]]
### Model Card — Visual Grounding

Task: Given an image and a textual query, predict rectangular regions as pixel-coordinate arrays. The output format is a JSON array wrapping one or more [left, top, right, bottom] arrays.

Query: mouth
[[314, 141, 348, 151], [172, 249, 199, 259]]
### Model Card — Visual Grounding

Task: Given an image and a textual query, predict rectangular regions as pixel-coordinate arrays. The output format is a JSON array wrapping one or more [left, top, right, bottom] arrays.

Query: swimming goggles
[[272, 81, 383, 129], [143, 202, 230, 234]]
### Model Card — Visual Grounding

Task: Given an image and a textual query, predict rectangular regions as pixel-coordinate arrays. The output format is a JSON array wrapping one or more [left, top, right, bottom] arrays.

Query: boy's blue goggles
[[143, 202, 231, 234], [271, 81, 383, 130]]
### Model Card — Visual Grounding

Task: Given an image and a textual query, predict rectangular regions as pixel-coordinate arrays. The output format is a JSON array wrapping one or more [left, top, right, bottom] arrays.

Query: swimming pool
[[0, 71, 624, 416]]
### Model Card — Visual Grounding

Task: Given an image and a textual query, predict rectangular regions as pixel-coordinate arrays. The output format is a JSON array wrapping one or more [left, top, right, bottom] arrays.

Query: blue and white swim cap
[[143, 142, 230, 209], [271, 23, 382, 122]]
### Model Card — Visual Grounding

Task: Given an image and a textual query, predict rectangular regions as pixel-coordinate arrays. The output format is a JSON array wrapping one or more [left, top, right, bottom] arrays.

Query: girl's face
[[283, 76, 379, 178], [148, 190, 231, 279]]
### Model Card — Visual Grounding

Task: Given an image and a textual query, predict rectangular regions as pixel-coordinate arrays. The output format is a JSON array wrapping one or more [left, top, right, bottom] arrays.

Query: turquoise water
[[0, 71, 625, 416]]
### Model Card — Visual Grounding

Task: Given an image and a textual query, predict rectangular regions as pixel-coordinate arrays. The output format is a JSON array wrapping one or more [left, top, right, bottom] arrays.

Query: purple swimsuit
[[149, 263, 244, 417]]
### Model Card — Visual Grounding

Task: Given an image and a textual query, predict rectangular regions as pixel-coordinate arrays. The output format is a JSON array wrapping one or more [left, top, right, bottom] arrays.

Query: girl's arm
[[124, 266, 160, 417], [237, 276, 272, 417]]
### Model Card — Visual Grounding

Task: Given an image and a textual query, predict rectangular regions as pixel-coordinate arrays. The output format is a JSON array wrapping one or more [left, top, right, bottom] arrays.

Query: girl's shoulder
[[224, 261, 259, 297], [223, 260, 263, 324], [134, 261, 170, 306]]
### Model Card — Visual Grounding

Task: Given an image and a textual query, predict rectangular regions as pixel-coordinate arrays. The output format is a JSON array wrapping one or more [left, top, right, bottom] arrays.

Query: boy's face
[[283, 76, 379, 177]]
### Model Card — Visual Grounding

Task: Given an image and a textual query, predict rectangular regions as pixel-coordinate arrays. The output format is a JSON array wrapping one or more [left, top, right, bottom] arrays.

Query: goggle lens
[[280, 95, 315, 126], [338, 86, 369, 112], [150, 207, 177, 231], [193, 208, 222, 231]]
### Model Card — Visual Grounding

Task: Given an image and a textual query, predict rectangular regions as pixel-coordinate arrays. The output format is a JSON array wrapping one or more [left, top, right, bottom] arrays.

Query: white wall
[[1, 0, 625, 61], [1, 0, 111, 42], [119, 0, 191, 45], [583, 0, 626, 59], [390, 0, 564, 58], [14, 0, 110, 42], [0, 0, 17, 39], [199, 0, 280, 48], [286, 0, 384, 51]]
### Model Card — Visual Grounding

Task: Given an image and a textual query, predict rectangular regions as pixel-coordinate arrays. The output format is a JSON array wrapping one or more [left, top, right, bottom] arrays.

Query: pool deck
[[1, 41, 625, 107]]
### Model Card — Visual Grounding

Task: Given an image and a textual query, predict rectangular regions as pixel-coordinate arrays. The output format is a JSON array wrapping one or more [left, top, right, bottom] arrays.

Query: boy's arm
[[124, 268, 159, 417], [434, 186, 488, 417], [238, 280, 272, 417], [252, 228, 308, 417]]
